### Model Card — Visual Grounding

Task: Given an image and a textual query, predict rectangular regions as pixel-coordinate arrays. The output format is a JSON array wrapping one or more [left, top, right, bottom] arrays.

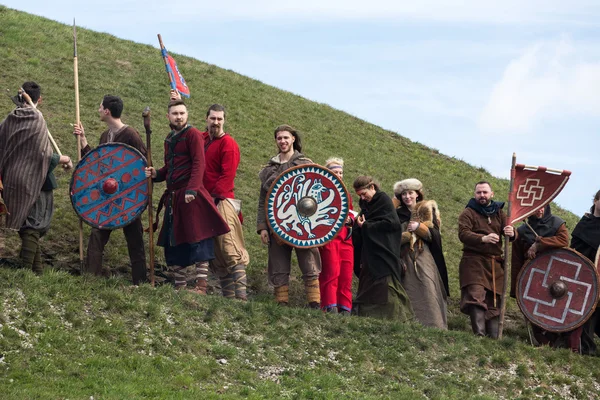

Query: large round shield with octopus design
[[516, 248, 599, 332], [70, 143, 148, 230], [266, 164, 349, 248]]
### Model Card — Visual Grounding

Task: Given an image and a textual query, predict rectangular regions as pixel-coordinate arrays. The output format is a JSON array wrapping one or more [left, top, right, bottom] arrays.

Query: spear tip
[[73, 19, 78, 56]]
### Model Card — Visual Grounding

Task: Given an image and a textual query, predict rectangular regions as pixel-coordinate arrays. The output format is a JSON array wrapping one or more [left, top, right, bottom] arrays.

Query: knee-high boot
[[486, 317, 500, 339], [469, 306, 486, 336]]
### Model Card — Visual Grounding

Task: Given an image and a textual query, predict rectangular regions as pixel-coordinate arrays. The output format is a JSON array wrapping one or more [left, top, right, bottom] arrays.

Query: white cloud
[[478, 37, 600, 133]]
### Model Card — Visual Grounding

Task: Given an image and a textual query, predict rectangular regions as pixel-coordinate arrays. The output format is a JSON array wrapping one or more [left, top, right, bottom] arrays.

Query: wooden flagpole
[[498, 152, 517, 339], [157, 34, 175, 89], [142, 107, 155, 286], [74, 19, 85, 271]]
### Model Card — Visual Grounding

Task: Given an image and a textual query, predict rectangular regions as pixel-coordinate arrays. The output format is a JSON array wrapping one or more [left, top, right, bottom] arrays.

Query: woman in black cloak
[[352, 175, 414, 321]]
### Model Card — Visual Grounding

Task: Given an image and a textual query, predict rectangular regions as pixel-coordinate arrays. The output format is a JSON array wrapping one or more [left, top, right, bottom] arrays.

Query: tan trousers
[[209, 199, 250, 277]]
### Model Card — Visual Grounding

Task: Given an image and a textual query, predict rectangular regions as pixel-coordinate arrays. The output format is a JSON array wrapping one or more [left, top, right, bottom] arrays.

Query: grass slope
[[0, 6, 595, 399], [3, 268, 600, 399]]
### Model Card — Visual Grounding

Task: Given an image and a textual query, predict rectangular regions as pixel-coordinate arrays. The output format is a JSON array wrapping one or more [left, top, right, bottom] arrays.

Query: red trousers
[[318, 232, 354, 312]]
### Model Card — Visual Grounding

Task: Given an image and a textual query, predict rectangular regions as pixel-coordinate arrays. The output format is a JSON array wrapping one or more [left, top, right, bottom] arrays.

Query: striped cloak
[[0, 106, 52, 229]]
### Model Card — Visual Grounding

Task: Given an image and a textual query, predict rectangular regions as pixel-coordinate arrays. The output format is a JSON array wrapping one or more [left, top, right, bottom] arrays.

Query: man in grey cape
[[0, 81, 73, 273]]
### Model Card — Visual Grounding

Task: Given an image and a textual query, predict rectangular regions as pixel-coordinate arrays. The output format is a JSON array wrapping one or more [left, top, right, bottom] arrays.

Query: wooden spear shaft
[[74, 19, 84, 271], [142, 107, 155, 287], [498, 152, 517, 339], [19, 90, 62, 156]]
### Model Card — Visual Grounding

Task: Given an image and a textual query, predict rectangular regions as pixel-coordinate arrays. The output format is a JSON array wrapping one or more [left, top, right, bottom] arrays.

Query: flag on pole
[[508, 163, 571, 224], [161, 48, 190, 98]]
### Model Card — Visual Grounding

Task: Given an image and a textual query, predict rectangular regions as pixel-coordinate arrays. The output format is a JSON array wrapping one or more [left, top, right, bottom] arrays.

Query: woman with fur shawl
[[394, 178, 449, 329]]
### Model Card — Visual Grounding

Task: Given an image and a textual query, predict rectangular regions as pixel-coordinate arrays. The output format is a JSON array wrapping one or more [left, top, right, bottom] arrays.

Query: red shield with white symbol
[[516, 248, 599, 332], [70, 143, 148, 230], [266, 164, 349, 248]]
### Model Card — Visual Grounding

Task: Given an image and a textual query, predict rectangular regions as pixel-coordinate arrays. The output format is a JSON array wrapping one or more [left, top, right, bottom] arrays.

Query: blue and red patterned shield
[[266, 164, 349, 248], [516, 248, 599, 332], [70, 143, 148, 230]]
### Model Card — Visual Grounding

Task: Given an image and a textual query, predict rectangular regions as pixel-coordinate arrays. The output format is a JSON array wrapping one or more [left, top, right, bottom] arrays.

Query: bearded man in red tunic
[[146, 99, 229, 292]]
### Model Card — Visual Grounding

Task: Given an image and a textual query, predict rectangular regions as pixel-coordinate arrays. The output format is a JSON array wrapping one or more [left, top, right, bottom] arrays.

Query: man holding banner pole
[[145, 98, 229, 293], [458, 181, 515, 339], [169, 90, 250, 300]]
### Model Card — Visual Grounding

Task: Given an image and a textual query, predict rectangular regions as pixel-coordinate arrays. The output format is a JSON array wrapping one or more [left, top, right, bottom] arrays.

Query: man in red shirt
[[202, 104, 249, 300]]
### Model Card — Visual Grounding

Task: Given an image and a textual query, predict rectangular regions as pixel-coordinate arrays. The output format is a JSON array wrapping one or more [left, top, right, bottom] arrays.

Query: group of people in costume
[[3, 82, 600, 353]]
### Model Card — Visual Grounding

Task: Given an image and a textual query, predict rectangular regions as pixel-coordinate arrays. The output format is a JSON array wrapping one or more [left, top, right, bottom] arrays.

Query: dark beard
[[170, 120, 188, 131]]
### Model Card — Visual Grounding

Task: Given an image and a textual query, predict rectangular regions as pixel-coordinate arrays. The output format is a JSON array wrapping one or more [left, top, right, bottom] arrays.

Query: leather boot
[[469, 306, 486, 336], [305, 280, 321, 309], [274, 285, 289, 305], [486, 317, 500, 339], [190, 278, 207, 295]]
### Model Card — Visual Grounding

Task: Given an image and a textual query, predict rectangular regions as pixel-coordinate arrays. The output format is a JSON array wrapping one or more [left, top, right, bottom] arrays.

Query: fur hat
[[393, 178, 423, 197]]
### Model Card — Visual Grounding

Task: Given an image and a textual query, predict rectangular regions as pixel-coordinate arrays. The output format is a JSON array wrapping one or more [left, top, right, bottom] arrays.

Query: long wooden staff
[[491, 256, 496, 308], [498, 152, 517, 339], [74, 19, 84, 271], [157, 34, 176, 89], [142, 107, 155, 286]]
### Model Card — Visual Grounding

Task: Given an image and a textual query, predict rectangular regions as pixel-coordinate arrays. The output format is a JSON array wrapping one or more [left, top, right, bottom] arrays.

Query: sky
[[3, 1, 600, 216]]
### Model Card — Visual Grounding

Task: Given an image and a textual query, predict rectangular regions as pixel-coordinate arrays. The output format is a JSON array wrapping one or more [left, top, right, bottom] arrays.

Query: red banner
[[509, 164, 571, 224], [161, 48, 190, 98]]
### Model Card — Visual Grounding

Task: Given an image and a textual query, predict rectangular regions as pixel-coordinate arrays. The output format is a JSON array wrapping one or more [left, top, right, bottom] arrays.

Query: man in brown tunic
[[257, 125, 321, 307], [458, 181, 515, 338], [74, 95, 147, 285]]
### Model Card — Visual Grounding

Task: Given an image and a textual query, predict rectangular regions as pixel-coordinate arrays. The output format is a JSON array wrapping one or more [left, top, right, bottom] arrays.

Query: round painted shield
[[516, 248, 599, 332], [266, 164, 349, 248], [70, 143, 148, 230]]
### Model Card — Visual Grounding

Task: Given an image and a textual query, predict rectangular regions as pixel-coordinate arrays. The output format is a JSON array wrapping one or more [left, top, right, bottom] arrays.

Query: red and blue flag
[[161, 48, 190, 98]]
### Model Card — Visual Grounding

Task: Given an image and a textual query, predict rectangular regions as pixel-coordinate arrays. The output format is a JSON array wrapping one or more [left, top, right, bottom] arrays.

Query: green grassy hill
[[0, 6, 596, 399]]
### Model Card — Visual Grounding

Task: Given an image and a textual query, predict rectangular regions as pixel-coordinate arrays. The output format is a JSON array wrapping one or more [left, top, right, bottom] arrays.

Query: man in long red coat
[[146, 99, 229, 293]]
